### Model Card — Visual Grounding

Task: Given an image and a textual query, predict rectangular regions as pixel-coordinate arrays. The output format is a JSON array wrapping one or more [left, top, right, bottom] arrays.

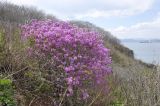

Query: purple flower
[[64, 66, 75, 72], [66, 77, 73, 85], [21, 19, 112, 99], [82, 90, 89, 100]]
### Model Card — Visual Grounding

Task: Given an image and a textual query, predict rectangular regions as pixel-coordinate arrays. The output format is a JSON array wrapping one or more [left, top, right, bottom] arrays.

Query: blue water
[[121, 42, 160, 64]]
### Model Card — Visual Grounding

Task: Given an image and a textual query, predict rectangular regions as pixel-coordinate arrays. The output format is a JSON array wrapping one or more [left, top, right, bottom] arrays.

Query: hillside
[[70, 21, 155, 78], [0, 2, 138, 66], [0, 2, 57, 23], [0, 2, 159, 106]]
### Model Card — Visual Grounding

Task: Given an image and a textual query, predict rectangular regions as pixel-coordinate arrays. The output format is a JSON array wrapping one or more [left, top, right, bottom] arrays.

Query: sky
[[3, 0, 160, 39]]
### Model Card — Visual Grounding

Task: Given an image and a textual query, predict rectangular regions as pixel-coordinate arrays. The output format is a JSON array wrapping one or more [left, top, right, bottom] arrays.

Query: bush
[[21, 20, 112, 105]]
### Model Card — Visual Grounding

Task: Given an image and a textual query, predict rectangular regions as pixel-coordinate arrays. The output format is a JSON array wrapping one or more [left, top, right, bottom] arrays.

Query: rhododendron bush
[[21, 20, 112, 103]]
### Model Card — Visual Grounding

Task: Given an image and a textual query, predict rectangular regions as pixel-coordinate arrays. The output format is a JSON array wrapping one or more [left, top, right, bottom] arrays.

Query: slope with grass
[[0, 1, 159, 106]]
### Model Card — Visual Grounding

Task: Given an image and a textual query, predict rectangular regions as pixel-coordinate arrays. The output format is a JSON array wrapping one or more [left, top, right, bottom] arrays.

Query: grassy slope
[[70, 21, 159, 106], [0, 2, 159, 106]]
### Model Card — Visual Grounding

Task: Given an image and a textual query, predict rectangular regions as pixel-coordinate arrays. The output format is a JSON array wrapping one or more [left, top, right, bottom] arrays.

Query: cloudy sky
[[4, 0, 160, 39]]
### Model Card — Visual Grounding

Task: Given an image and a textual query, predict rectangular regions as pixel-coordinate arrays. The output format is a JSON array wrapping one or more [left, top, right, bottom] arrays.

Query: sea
[[121, 40, 160, 64]]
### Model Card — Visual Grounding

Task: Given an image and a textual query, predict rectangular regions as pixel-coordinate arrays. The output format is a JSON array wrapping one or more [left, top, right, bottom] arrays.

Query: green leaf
[[0, 79, 12, 85]]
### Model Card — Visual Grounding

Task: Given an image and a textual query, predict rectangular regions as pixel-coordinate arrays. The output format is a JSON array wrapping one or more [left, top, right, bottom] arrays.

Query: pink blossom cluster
[[21, 20, 112, 99]]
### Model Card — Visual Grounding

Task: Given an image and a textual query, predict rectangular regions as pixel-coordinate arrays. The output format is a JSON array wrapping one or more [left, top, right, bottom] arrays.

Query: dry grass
[[111, 62, 160, 106]]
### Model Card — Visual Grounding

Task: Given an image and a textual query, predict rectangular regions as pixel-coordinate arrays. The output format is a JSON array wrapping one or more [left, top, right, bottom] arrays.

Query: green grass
[[0, 79, 16, 106]]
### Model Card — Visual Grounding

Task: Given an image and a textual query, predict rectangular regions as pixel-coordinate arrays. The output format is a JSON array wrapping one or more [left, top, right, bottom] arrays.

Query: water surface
[[121, 41, 160, 64]]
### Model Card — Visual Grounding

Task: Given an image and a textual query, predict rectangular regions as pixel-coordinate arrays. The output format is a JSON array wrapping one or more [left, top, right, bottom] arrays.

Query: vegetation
[[20, 19, 111, 105], [0, 2, 57, 23], [0, 1, 159, 106], [0, 79, 15, 106]]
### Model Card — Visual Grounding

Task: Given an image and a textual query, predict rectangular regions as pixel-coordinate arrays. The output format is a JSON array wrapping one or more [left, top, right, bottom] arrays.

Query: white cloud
[[6, 0, 155, 19], [74, 0, 155, 19], [108, 15, 160, 39], [5, 0, 38, 6], [75, 9, 141, 19]]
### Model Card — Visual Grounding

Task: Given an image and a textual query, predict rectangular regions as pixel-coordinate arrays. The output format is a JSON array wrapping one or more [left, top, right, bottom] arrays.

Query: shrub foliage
[[21, 20, 112, 105]]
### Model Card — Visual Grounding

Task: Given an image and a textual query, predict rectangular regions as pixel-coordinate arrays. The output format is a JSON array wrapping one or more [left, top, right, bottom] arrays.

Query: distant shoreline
[[121, 39, 160, 43]]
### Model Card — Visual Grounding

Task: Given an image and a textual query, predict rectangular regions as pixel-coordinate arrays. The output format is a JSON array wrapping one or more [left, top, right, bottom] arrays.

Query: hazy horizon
[[120, 38, 160, 40]]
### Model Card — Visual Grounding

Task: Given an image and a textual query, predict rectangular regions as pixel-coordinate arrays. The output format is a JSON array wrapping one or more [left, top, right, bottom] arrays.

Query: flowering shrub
[[21, 20, 112, 101]]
